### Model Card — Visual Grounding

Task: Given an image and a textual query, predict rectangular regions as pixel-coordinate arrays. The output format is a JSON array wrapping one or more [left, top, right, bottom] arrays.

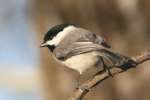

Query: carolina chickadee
[[41, 24, 132, 74]]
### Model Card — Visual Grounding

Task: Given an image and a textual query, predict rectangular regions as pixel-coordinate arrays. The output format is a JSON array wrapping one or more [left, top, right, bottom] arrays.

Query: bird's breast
[[61, 51, 99, 74]]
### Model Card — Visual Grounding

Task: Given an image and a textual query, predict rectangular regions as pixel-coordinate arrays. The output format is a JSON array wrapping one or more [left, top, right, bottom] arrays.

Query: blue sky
[[0, 0, 41, 100], [0, 0, 39, 67]]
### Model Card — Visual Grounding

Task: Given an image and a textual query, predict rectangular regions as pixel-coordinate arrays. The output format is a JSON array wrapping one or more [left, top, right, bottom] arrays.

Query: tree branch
[[68, 52, 150, 100]]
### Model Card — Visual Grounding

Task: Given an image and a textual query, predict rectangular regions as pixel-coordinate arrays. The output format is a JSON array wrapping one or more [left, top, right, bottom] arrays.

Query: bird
[[40, 24, 134, 75]]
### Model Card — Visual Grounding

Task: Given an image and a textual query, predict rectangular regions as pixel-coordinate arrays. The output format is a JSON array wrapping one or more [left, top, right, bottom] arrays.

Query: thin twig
[[68, 52, 150, 100]]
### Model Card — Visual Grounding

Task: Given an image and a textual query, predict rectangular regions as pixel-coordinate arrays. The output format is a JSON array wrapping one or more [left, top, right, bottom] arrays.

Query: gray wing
[[54, 41, 106, 60], [69, 42, 130, 68], [70, 42, 130, 67], [66, 42, 106, 56], [56, 41, 130, 68]]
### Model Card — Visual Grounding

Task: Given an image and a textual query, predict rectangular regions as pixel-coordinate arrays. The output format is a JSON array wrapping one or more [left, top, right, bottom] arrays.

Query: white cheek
[[46, 40, 56, 45], [46, 35, 63, 46], [47, 26, 77, 46]]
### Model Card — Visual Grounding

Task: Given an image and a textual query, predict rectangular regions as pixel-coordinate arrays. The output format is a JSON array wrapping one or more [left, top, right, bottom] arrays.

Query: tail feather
[[98, 49, 136, 69]]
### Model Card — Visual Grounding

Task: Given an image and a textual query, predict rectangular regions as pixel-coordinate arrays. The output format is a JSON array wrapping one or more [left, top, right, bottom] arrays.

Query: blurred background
[[0, 0, 150, 100]]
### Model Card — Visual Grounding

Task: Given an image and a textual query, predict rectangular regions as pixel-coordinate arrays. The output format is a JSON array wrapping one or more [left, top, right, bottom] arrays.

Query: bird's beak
[[40, 43, 47, 48], [101, 41, 111, 48]]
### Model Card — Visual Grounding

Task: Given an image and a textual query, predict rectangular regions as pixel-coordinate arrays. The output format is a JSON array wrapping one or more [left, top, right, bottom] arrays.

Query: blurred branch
[[68, 51, 150, 100]]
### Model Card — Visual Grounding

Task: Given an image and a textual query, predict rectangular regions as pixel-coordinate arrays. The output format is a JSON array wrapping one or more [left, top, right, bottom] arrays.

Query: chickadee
[[41, 24, 133, 75]]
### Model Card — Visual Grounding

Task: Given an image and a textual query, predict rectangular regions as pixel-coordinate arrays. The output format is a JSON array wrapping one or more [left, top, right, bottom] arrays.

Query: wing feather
[[55, 41, 130, 68]]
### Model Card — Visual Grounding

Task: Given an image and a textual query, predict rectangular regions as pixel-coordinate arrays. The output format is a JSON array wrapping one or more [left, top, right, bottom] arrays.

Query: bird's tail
[[98, 49, 137, 70]]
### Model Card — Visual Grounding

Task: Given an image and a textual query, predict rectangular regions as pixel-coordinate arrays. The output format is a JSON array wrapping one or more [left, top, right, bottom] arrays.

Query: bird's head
[[40, 24, 76, 51]]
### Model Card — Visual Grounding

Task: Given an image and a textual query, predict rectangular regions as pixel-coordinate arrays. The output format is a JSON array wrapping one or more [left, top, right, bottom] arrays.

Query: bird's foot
[[106, 68, 113, 77], [103, 65, 113, 77]]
